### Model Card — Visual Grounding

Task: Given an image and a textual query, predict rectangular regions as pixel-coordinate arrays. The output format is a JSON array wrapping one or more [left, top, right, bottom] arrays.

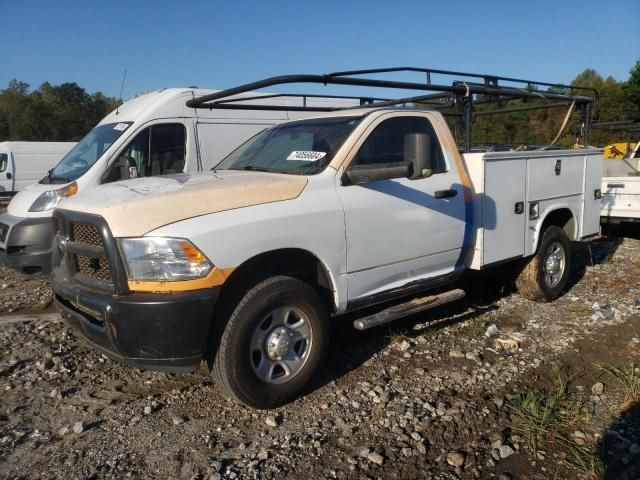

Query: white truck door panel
[[337, 114, 466, 302], [340, 175, 466, 299], [483, 158, 526, 264]]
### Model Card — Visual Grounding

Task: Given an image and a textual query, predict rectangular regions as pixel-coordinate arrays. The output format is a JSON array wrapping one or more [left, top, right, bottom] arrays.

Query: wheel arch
[[219, 248, 338, 314], [533, 207, 577, 252]]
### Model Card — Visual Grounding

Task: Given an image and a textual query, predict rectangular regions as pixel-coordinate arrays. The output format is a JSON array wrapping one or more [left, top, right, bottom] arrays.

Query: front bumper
[[0, 212, 55, 276], [52, 266, 219, 372]]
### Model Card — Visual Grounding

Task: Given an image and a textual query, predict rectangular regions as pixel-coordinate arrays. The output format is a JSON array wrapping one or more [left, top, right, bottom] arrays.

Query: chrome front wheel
[[211, 275, 329, 409], [250, 306, 313, 384]]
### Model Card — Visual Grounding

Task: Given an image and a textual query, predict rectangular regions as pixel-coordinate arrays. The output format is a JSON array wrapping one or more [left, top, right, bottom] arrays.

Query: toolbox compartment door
[[482, 158, 526, 265]]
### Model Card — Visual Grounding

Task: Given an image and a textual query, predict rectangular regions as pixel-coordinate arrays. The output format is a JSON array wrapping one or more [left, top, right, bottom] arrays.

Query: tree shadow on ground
[[597, 401, 640, 480]]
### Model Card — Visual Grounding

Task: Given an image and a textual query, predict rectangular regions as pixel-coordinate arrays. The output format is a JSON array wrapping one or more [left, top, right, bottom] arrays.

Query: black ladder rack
[[186, 67, 598, 151]]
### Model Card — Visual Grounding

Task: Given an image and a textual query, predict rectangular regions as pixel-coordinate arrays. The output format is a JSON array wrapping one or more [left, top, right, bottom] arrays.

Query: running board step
[[353, 288, 466, 331]]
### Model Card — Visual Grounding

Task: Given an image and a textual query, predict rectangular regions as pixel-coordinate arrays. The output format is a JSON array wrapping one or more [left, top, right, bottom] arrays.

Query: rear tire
[[515, 225, 571, 302], [211, 275, 329, 409]]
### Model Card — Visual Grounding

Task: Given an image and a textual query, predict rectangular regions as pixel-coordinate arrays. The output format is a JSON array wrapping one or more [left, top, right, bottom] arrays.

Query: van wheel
[[515, 225, 571, 302], [211, 276, 329, 409]]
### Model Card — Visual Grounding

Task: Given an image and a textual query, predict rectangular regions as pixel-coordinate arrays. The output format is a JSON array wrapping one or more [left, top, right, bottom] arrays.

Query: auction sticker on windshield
[[286, 151, 327, 162], [113, 123, 130, 131]]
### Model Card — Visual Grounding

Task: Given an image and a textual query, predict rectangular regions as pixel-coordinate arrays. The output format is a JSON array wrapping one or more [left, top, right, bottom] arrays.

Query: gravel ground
[[0, 267, 52, 314], [0, 233, 639, 479]]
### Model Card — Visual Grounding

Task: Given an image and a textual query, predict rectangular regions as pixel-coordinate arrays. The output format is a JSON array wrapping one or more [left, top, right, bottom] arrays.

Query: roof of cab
[[282, 106, 440, 121]]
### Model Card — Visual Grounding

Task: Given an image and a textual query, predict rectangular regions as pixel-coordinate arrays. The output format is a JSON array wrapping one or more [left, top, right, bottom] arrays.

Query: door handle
[[434, 189, 457, 199], [6, 173, 11, 180]]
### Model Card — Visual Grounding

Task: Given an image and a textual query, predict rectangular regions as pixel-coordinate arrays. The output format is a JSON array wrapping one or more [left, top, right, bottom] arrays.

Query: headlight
[[29, 182, 78, 212], [118, 237, 213, 281]]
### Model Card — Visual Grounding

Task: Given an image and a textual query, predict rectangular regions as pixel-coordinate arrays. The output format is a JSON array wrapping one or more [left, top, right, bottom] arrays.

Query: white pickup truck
[[50, 69, 603, 408]]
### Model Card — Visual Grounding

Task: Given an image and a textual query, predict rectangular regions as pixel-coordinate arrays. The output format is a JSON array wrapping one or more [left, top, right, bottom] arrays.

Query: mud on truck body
[[51, 68, 603, 408]]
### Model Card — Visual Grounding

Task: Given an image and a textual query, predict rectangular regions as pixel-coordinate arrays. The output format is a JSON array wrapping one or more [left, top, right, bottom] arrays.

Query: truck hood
[[57, 171, 308, 237]]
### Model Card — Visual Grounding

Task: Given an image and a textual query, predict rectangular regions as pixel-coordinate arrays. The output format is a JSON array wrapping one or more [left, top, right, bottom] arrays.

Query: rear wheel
[[515, 225, 571, 302], [211, 276, 329, 409]]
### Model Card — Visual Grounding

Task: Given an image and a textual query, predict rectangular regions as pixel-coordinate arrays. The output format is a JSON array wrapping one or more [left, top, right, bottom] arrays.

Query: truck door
[[0, 152, 11, 193], [337, 113, 467, 304]]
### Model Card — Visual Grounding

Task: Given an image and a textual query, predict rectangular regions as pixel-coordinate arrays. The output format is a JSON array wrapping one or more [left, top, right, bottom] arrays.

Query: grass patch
[[597, 362, 640, 412], [509, 370, 601, 478]]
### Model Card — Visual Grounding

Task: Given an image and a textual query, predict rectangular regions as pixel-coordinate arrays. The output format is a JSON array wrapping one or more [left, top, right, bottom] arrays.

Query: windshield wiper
[[48, 174, 71, 183], [233, 165, 281, 173]]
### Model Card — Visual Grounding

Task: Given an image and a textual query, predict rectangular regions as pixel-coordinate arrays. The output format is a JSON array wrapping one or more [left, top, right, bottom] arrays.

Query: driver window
[[149, 124, 187, 176], [121, 128, 149, 173], [353, 116, 446, 175], [103, 123, 186, 183]]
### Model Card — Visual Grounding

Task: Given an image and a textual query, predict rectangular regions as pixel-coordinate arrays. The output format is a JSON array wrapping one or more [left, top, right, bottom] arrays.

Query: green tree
[[0, 79, 31, 138], [624, 59, 640, 120], [0, 80, 119, 141]]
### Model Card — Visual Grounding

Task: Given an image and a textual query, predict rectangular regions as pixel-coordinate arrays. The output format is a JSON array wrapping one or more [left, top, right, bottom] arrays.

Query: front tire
[[515, 225, 571, 302], [211, 276, 329, 409]]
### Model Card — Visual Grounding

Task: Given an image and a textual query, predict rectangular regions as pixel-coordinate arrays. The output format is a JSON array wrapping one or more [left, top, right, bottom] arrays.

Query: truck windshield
[[43, 122, 133, 184], [216, 116, 362, 175]]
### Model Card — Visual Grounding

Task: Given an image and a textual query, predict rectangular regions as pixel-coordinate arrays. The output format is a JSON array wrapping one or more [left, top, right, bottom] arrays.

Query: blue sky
[[1, 0, 639, 100]]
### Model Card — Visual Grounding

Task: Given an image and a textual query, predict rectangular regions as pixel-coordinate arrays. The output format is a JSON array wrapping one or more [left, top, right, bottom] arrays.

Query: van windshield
[[216, 116, 362, 175], [43, 122, 133, 184]]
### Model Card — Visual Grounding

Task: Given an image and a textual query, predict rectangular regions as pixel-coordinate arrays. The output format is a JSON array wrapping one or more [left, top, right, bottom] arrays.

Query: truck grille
[[53, 210, 128, 295], [75, 254, 112, 282], [72, 223, 103, 247], [68, 222, 113, 286]]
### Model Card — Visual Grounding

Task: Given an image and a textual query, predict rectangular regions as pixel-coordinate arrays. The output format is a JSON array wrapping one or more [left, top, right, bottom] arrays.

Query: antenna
[[116, 69, 127, 115]]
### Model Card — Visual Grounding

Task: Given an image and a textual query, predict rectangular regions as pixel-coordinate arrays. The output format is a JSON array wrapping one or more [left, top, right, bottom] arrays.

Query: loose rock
[[367, 451, 384, 465], [591, 382, 605, 395], [499, 445, 515, 459], [446, 451, 465, 467], [72, 421, 84, 434], [265, 416, 278, 427]]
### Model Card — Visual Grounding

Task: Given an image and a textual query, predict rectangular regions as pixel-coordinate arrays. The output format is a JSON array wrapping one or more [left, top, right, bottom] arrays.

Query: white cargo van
[[0, 87, 358, 275], [0, 141, 76, 196]]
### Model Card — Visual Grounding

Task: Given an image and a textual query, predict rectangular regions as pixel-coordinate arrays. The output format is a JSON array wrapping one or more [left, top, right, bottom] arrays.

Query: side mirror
[[342, 161, 411, 185], [404, 133, 433, 179], [117, 156, 139, 180]]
